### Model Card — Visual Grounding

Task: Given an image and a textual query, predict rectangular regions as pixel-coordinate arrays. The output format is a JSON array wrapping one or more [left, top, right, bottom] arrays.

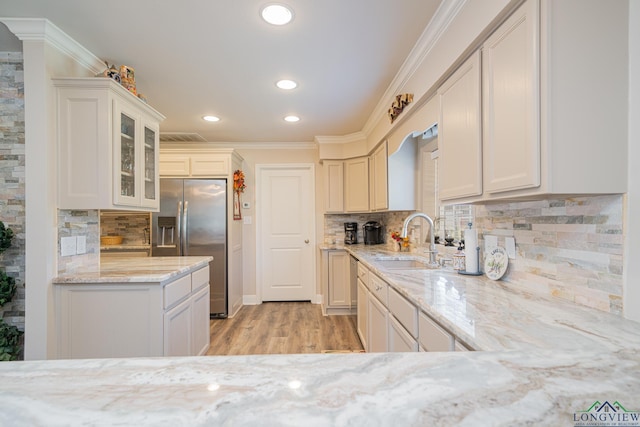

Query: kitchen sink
[[375, 258, 437, 270]]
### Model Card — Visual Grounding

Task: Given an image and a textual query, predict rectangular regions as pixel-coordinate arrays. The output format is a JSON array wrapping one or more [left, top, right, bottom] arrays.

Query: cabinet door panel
[[389, 315, 418, 352], [191, 285, 211, 356], [344, 157, 369, 212], [357, 280, 368, 351], [371, 142, 388, 211], [159, 154, 191, 176], [367, 294, 388, 353], [164, 297, 192, 357], [324, 161, 344, 213], [483, 0, 540, 193], [328, 251, 351, 307], [438, 51, 482, 200]]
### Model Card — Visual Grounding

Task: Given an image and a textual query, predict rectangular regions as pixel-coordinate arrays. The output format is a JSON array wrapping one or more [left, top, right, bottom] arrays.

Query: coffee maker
[[363, 221, 384, 245], [344, 222, 358, 244]]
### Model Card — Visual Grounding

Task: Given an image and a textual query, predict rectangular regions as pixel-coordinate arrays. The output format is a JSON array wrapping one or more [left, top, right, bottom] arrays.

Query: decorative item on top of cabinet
[[54, 77, 165, 211]]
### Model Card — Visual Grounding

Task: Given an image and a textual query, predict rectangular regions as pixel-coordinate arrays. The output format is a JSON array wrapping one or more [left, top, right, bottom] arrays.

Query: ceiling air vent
[[159, 132, 207, 142]]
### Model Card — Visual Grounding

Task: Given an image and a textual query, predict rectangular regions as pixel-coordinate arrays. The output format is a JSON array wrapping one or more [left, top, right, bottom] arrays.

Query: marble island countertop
[[1, 349, 639, 426], [53, 256, 212, 285], [342, 244, 640, 352]]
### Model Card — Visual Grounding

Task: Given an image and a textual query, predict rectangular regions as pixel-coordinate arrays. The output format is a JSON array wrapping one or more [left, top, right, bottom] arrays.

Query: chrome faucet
[[401, 212, 438, 267]]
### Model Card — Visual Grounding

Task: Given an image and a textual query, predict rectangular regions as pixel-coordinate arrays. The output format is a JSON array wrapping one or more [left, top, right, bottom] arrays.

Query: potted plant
[[0, 220, 21, 361]]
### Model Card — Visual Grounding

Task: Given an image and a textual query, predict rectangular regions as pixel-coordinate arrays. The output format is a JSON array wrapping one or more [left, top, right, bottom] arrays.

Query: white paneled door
[[257, 164, 315, 301]]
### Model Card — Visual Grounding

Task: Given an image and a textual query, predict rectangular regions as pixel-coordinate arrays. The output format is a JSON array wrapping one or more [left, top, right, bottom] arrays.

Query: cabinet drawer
[[191, 266, 210, 292], [367, 273, 388, 307], [388, 287, 418, 338], [418, 311, 454, 352], [357, 262, 369, 285], [164, 274, 191, 309]]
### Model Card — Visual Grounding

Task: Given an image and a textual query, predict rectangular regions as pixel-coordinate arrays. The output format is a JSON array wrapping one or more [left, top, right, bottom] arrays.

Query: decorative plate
[[484, 246, 508, 280]]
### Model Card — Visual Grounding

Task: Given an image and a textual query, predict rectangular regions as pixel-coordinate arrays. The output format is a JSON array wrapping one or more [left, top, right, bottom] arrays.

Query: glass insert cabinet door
[[120, 113, 136, 200], [144, 125, 156, 202]]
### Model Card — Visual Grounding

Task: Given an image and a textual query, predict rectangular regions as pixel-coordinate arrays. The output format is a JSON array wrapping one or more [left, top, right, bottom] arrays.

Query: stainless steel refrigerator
[[152, 179, 227, 318]]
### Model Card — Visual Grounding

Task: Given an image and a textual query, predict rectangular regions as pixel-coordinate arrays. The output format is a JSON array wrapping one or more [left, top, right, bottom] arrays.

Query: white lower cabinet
[[389, 315, 418, 352], [354, 259, 469, 354], [367, 293, 389, 353], [164, 297, 192, 357], [191, 284, 211, 356], [56, 266, 211, 359], [419, 311, 454, 352], [356, 279, 368, 351]]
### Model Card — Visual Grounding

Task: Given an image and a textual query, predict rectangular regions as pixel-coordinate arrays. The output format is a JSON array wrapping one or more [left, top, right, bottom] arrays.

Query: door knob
[[305, 239, 309, 244]]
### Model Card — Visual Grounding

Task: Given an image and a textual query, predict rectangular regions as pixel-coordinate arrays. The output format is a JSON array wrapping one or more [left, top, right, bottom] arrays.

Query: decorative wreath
[[233, 169, 246, 193]]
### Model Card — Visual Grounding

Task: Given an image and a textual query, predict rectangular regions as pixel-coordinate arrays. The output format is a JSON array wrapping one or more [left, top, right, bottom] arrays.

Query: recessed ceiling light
[[284, 115, 300, 122], [276, 79, 298, 90], [202, 115, 220, 122], [261, 4, 294, 26]]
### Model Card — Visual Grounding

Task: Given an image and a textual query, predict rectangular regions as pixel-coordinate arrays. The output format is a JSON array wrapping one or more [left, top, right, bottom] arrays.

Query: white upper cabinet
[[438, 50, 482, 201], [55, 78, 165, 211], [370, 141, 388, 211], [482, 0, 539, 194], [344, 157, 370, 212], [323, 160, 344, 213], [437, 0, 628, 203]]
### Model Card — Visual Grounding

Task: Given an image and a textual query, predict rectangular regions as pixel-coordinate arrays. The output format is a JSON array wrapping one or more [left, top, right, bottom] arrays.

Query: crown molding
[[314, 131, 367, 146], [0, 18, 105, 74], [361, 0, 467, 135], [160, 141, 317, 150]]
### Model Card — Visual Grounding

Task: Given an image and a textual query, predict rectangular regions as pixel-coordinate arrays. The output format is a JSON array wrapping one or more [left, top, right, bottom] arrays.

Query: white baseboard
[[243, 295, 260, 305]]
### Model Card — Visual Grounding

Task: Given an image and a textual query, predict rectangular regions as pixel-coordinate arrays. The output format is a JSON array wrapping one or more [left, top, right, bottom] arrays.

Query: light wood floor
[[206, 302, 364, 355]]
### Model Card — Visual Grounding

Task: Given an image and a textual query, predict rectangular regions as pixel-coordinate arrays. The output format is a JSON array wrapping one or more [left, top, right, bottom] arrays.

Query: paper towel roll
[[464, 228, 479, 273]]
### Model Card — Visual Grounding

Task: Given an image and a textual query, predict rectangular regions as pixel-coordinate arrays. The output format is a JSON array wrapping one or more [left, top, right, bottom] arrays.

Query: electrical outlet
[[61, 236, 77, 257], [505, 237, 516, 259], [243, 216, 252, 225], [76, 236, 87, 254]]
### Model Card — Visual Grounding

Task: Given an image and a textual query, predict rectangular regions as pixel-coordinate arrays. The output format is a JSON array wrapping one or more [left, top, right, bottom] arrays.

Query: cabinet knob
[[305, 239, 309, 244]]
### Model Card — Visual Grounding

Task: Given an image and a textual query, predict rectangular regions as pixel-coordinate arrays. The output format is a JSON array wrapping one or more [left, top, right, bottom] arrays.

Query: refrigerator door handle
[[177, 201, 182, 255], [183, 200, 189, 256]]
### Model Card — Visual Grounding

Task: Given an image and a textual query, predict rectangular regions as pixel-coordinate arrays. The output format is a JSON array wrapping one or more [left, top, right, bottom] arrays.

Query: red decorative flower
[[233, 170, 246, 193]]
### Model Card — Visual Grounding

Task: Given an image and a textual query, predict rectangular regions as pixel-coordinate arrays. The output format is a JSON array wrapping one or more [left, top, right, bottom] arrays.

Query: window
[[418, 133, 474, 245]]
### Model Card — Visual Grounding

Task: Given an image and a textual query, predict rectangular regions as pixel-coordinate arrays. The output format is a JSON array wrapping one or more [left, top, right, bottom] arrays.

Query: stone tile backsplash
[[475, 195, 624, 315], [57, 210, 99, 275], [100, 212, 151, 245], [0, 52, 25, 331], [324, 195, 625, 316]]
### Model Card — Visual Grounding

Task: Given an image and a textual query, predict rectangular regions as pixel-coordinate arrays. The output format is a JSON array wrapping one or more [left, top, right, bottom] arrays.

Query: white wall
[[2, 19, 104, 359], [624, 0, 640, 322], [235, 147, 323, 303]]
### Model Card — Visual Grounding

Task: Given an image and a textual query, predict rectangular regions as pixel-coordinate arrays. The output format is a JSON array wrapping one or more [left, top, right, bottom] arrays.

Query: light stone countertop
[[0, 350, 638, 426], [6, 246, 638, 425], [52, 256, 212, 285], [343, 244, 640, 352]]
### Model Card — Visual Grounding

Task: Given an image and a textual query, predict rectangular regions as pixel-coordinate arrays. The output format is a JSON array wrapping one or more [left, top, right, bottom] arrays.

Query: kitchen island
[[53, 256, 213, 359]]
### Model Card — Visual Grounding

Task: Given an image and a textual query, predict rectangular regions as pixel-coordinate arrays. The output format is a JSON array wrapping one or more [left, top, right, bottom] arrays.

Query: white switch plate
[[505, 237, 516, 259], [76, 235, 87, 254], [61, 236, 77, 257], [243, 216, 252, 225], [484, 235, 498, 252]]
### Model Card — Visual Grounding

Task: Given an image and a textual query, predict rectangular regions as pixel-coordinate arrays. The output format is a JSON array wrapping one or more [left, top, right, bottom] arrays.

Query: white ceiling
[[1, 1, 442, 143]]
